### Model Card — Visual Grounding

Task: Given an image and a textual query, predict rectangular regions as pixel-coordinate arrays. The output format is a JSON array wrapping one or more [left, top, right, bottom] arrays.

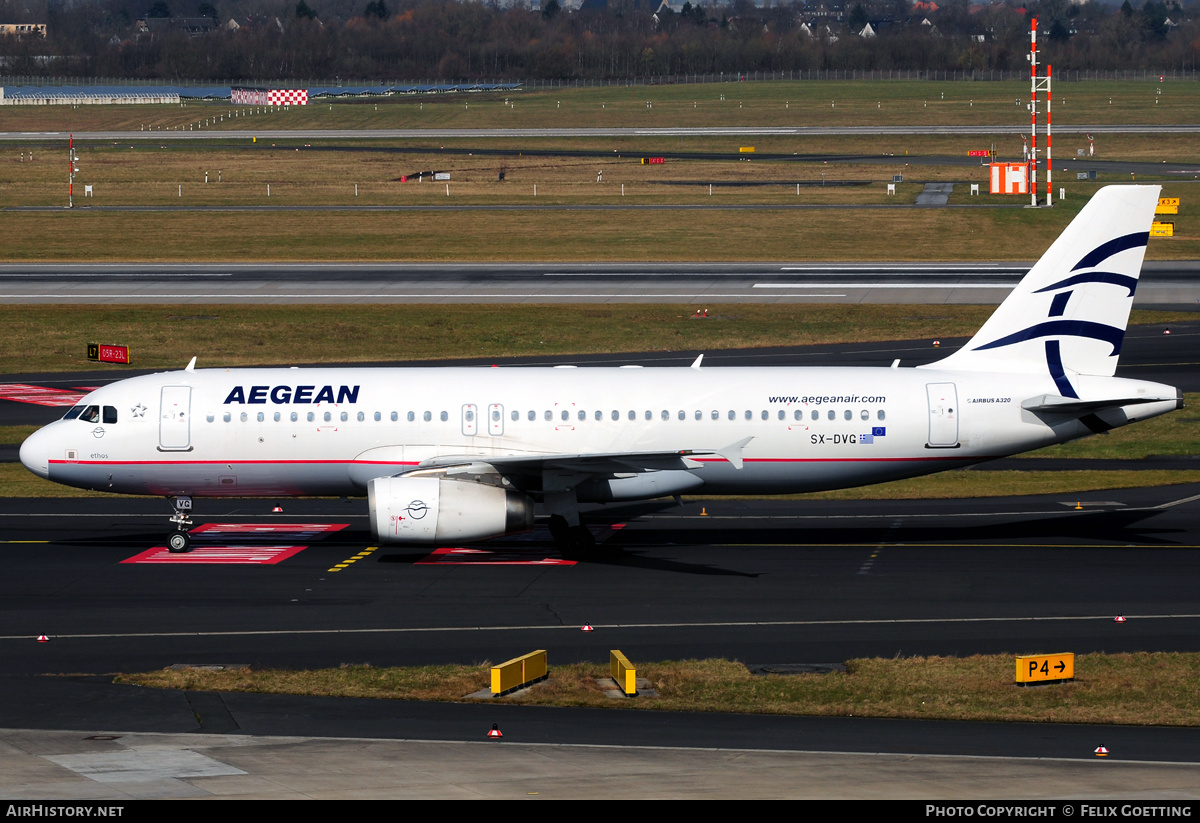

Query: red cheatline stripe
[[50, 456, 990, 467]]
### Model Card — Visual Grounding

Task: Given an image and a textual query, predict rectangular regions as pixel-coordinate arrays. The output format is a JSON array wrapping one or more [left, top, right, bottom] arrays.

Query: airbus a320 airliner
[[19, 185, 1181, 554]]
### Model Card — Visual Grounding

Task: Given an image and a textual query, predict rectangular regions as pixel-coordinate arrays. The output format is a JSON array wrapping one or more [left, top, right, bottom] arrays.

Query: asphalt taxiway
[[0, 260, 1196, 305]]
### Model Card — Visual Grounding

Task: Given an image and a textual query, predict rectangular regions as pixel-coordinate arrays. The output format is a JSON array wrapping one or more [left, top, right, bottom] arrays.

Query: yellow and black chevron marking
[[329, 546, 379, 573]]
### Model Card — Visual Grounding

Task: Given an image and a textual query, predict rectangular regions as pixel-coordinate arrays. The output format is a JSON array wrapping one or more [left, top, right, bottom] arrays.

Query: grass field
[[116, 652, 1200, 726], [0, 303, 1189, 372], [5, 79, 1200, 132], [1, 79, 1197, 262]]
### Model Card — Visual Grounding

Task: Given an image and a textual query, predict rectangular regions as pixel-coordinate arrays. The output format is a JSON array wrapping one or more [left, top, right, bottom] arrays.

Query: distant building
[[135, 17, 217, 36], [0, 23, 46, 36]]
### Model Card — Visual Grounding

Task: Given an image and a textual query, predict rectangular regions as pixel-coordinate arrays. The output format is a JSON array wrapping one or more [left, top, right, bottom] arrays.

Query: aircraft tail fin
[[923, 185, 1161, 395]]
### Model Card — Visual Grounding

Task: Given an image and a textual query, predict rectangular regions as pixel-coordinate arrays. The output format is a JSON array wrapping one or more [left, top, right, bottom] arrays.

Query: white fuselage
[[19, 365, 1180, 499]]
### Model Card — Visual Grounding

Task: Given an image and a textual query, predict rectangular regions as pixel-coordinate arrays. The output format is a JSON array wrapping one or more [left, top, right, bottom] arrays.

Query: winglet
[[691, 354, 704, 370], [184, 357, 197, 372], [717, 436, 754, 470]]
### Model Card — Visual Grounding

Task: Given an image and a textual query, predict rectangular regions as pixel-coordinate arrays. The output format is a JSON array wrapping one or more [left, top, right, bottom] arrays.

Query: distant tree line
[[0, 0, 1195, 81]]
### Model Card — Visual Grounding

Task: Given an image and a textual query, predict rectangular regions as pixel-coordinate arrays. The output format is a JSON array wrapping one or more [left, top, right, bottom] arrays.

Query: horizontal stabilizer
[[1021, 393, 1179, 414]]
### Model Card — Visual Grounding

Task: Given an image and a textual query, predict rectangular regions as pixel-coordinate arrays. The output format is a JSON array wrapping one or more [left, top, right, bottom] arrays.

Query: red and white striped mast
[[1029, 17, 1053, 207], [1030, 18, 1037, 206]]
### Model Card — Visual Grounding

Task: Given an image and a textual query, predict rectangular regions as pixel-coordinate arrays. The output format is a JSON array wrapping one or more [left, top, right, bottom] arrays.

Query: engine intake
[[368, 476, 534, 543]]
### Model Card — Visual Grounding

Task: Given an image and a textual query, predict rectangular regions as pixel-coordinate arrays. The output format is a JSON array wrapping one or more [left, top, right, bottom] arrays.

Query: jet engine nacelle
[[367, 476, 534, 543]]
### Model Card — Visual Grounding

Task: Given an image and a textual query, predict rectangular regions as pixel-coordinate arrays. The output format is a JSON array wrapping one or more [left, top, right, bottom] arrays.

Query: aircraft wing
[[414, 437, 755, 475]]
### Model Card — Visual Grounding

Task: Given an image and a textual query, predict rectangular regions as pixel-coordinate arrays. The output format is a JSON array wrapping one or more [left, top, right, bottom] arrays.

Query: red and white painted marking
[[191, 523, 347, 540], [123, 545, 308, 564], [0, 384, 90, 406], [122, 522, 348, 564], [415, 524, 624, 565], [417, 547, 577, 566]]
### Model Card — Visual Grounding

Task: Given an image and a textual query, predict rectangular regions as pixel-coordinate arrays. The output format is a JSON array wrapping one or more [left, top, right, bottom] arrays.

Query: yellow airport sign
[[1015, 653, 1074, 685], [739, 146, 755, 153], [1151, 221, 1174, 237], [1156, 197, 1179, 214]]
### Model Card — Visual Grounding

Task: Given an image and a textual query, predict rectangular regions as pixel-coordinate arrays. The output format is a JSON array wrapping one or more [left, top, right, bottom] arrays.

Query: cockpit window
[[103, 406, 117, 424], [79, 405, 100, 423], [63, 405, 84, 420]]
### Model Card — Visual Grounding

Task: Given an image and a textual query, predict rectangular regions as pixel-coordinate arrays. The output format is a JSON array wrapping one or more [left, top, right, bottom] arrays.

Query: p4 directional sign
[[1015, 653, 1074, 686]]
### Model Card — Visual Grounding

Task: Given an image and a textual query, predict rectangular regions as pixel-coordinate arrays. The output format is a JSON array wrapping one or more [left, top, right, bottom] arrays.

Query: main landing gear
[[167, 495, 193, 553], [548, 514, 595, 558]]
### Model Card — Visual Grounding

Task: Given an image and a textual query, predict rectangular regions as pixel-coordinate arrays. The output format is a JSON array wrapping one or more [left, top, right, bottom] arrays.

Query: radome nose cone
[[19, 429, 49, 478]]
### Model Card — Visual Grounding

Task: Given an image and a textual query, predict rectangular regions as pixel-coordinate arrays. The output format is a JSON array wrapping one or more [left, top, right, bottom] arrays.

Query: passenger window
[[511, 410, 519, 421], [794, 410, 801, 421], [827, 410, 835, 421], [373, 412, 381, 421], [307, 412, 315, 422], [423, 411, 432, 422], [661, 410, 669, 421], [595, 410, 603, 421], [103, 406, 118, 424], [628, 410, 636, 421], [711, 410, 719, 420], [844, 410, 852, 421], [440, 411, 448, 422], [240, 412, 248, 422], [878, 410, 886, 421], [206, 414, 214, 423], [544, 410, 553, 422], [761, 410, 768, 421], [528, 410, 536, 422], [324, 412, 332, 422], [341, 411, 349, 422], [291, 411, 299, 422], [678, 410, 685, 421], [274, 412, 281, 422], [578, 410, 586, 421], [257, 412, 265, 422], [465, 410, 474, 422], [779, 410, 786, 420], [645, 410, 652, 421], [744, 410, 752, 420], [611, 410, 619, 421], [728, 410, 735, 420], [561, 410, 569, 422], [811, 410, 818, 421], [223, 412, 231, 422]]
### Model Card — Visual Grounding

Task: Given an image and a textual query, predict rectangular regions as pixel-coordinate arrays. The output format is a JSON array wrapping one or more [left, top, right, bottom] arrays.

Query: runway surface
[[5, 125, 1200, 141], [2, 327, 1200, 797], [0, 260, 1196, 304]]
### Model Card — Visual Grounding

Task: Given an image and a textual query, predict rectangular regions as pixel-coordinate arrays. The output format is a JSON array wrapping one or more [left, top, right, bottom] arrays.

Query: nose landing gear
[[167, 495, 193, 553]]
